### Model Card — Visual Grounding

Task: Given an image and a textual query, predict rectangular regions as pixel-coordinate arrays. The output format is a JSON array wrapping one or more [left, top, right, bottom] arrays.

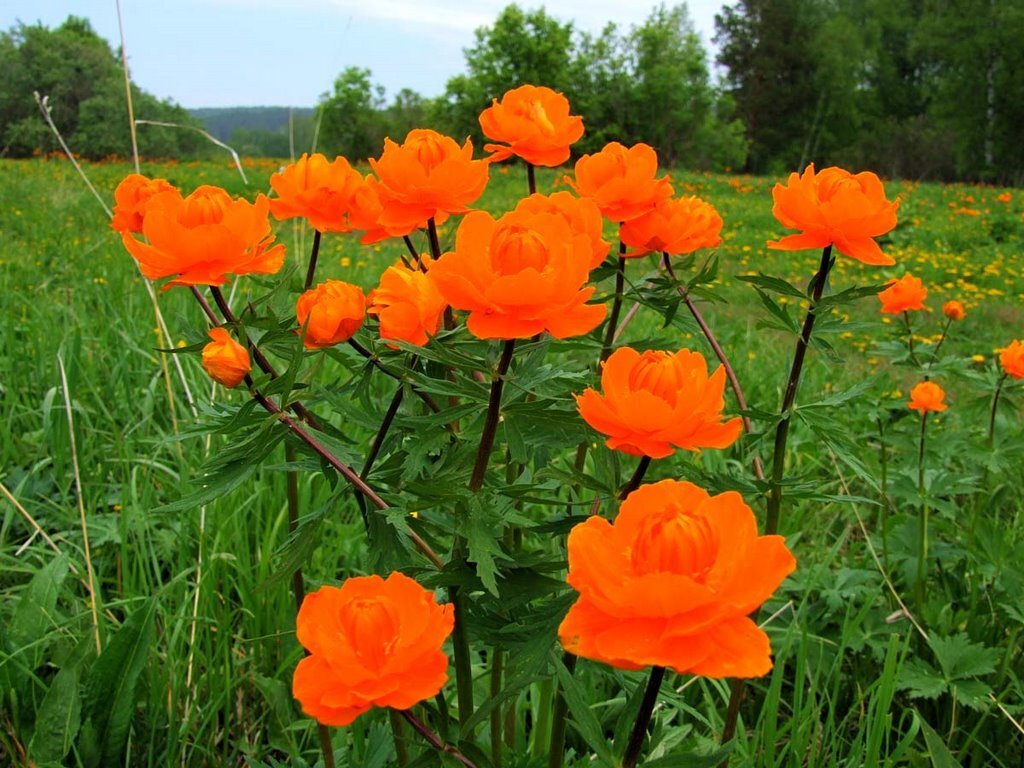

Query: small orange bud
[[296, 280, 366, 349], [942, 300, 965, 321], [878, 274, 927, 314], [908, 381, 947, 413], [201, 327, 250, 388]]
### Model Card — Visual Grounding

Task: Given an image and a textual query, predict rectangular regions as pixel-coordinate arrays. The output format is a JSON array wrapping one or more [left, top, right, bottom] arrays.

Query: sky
[[1, 0, 726, 108]]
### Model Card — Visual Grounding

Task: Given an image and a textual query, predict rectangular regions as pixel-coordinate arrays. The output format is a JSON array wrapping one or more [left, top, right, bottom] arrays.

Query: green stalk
[[547, 654, 576, 768], [915, 412, 929, 612], [599, 241, 628, 364], [988, 372, 1007, 446], [622, 667, 666, 768], [303, 229, 322, 290]]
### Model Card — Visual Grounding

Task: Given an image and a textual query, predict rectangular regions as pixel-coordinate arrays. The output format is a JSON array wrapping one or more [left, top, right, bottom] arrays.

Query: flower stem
[[622, 666, 666, 768], [399, 708, 479, 768], [915, 411, 929, 612], [389, 710, 410, 768], [988, 372, 1007, 446], [619, 456, 651, 500], [928, 317, 951, 370], [903, 311, 920, 367], [303, 229, 322, 291], [491, 648, 504, 767], [600, 242, 628, 364], [469, 340, 517, 491], [547, 653, 577, 768], [765, 245, 833, 536], [527, 163, 537, 195], [402, 235, 423, 270]]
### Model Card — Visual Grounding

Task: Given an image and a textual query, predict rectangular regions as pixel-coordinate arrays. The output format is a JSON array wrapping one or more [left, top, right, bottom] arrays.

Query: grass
[[1, 155, 1023, 767]]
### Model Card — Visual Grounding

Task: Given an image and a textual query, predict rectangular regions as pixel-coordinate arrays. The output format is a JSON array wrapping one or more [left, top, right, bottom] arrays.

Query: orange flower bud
[[296, 280, 367, 349], [878, 274, 927, 314], [559, 479, 795, 676], [201, 327, 250, 388], [999, 339, 1024, 379], [293, 572, 454, 727], [767, 164, 899, 265], [110, 173, 177, 234], [576, 347, 743, 458], [513, 191, 609, 268], [368, 262, 447, 347], [479, 85, 584, 167], [268, 153, 364, 233], [429, 209, 606, 340], [368, 129, 489, 235], [620, 195, 723, 258], [568, 142, 674, 223], [908, 381, 948, 413], [120, 185, 285, 287], [942, 300, 966, 321]]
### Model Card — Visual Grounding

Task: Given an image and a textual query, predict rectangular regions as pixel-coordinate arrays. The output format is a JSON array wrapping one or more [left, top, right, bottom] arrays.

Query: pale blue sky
[[1, 1, 725, 108]]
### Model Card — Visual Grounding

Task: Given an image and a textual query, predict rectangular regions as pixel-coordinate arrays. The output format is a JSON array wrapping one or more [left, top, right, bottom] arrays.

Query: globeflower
[[479, 85, 584, 167], [110, 173, 177, 234], [201, 327, 250, 388], [942, 300, 966, 321], [878, 274, 927, 314], [296, 280, 367, 349], [767, 164, 899, 266], [619, 196, 723, 258], [559, 480, 795, 676], [428, 209, 606, 339], [120, 185, 285, 287], [568, 142, 674, 223], [368, 262, 447, 347], [999, 339, 1024, 379], [268, 153, 364, 233], [908, 381, 948, 413], [576, 347, 743, 458], [513, 192, 609, 268], [293, 572, 454, 727], [368, 129, 489, 235]]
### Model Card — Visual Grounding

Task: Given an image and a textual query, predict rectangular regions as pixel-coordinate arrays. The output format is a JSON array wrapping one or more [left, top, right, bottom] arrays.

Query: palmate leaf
[[929, 633, 999, 681], [896, 659, 946, 700]]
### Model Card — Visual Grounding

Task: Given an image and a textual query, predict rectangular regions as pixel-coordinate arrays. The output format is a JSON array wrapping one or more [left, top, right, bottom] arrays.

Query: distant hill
[[189, 107, 315, 141]]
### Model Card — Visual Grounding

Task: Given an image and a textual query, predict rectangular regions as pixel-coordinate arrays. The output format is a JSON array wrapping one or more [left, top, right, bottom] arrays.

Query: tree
[[317, 66, 387, 160]]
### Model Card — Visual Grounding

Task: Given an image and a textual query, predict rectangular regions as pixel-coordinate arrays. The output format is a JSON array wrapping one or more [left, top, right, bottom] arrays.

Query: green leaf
[[737, 272, 807, 298], [9, 554, 68, 653], [551, 653, 615, 767], [950, 680, 993, 712], [465, 500, 507, 596], [918, 713, 962, 768], [83, 597, 158, 767], [642, 745, 735, 768], [929, 633, 999, 680], [27, 661, 83, 763], [897, 659, 946, 700]]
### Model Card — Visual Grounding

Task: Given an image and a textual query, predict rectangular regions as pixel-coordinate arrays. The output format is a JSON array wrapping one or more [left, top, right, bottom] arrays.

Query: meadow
[[1, 153, 1023, 767]]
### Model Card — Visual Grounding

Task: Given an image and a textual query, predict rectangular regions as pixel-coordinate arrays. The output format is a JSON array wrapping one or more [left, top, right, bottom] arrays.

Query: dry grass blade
[[115, 0, 140, 173], [135, 119, 249, 185]]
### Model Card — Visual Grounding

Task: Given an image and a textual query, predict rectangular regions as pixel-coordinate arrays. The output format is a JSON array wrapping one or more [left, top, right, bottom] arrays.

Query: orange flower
[[999, 339, 1024, 379], [997, 191, 1012, 204], [559, 480, 795, 676], [568, 142, 674, 223], [368, 262, 447, 347], [121, 185, 286, 287], [619, 196, 723, 258], [942, 300, 966, 321], [479, 85, 584, 167], [514, 192, 609, 268], [576, 347, 743, 458], [110, 173, 177, 234], [429, 209, 606, 339], [296, 280, 367, 349], [268, 153, 364, 233], [293, 572, 454, 727], [878, 274, 927, 314], [368, 129, 489, 235], [908, 381, 948, 413], [201, 327, 250, 388], [767, 164, 899, 265]]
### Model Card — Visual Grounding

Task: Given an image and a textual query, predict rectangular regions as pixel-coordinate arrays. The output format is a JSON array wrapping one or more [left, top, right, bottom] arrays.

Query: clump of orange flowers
[[878, 274, 928, 314], [576, 347, 743, 458], [368, 263, 447, 347], [429, 209, 606, 339], [120, 185, 285, 287], [292, 572, 454, 727], [908, 381, 948, 413], [296, 280, 367, 349], [201, 328, 251, 388], [479, 85, 584, 167], [620, 196, 723, 258], [942, 300, 966, 321], [110, 173, 177, 234], [767, 164, 899, 266], [559, 480, 795, 676], [569, 142, 674, 223], [268, 153, 364, 233], [999, 339, 1024, 379]]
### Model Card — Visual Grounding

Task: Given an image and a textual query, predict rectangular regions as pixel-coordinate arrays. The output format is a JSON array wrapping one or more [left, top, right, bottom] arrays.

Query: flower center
[[631, 507, 717, 580], [816, 171, 862, 202], [491, 225, 551, 275], [339, 597, 400, 670], [524, 100, 556, 135], [407, 133, 447, 172], [180, 187, 229, 227], [628, 351, 684, 404]]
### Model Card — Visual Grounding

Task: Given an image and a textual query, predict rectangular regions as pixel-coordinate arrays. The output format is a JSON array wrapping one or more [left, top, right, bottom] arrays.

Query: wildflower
[[296, 280, 366, 349], [559, 479, 795, 675], [268, 153, 364, 232], [201, 327, 250, 388], [576, 347, 743, 458], [479, 85, 584, 167], [368, 262, 447, 347], [767, 164, 899, 265], [293, 572, 454, 727], [120, 185, 285, 287], [620, 196, 723, 258], [878, 274, 927, 314], [568, 142, 674, 223], [908, 381, 948, 413], [368, 129, 489, 235], [514, 192, 609, 268], [110, 173, 177, 234], [999, 339, 1024, 379], [429, 209, 605, 339], [942, 300, 966, 321]]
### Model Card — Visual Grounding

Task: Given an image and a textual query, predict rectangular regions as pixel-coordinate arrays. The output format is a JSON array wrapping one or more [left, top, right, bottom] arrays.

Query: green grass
[[1, 155, 1023, 767]]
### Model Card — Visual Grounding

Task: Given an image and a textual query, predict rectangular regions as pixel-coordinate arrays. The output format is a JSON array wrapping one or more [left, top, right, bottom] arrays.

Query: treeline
[[0, 17, 206, 159]]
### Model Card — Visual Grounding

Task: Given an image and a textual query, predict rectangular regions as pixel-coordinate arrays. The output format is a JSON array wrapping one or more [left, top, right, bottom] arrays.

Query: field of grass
[[1, 154, 1023, 767]]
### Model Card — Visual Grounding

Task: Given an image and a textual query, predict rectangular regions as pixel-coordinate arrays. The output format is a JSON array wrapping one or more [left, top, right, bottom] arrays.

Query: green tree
[[317, 66, 386, 160]]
